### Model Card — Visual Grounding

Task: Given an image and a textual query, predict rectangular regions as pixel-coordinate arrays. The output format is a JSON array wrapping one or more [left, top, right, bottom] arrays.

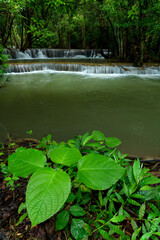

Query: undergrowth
[[1, 130, 160, 240]]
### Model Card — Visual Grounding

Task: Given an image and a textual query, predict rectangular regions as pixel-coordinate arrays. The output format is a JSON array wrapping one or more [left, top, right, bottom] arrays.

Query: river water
[[1, 69, 160, 157]]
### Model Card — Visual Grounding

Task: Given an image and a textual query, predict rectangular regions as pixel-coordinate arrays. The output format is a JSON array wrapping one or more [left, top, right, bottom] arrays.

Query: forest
[[1, 1, 160, 239], [0, 0, 160, 66]]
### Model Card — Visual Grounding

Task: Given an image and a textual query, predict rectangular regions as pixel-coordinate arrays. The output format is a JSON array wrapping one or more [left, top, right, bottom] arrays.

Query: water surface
[[1, 71, 160, 157]]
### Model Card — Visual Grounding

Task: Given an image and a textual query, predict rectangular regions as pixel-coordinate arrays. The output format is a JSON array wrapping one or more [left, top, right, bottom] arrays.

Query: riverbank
[[1, 137, 160, 169]]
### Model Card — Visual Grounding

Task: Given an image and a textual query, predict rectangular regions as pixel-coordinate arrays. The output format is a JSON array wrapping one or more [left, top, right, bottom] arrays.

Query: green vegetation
[[0, 0, 159, 65], [0, 45, 7, 73], [0, 45, 8, 85], [1, 131, 160, 239]]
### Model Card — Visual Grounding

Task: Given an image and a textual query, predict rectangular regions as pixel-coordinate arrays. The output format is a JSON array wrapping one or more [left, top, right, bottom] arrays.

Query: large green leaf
[[8, 148, 47, 177], [26, 167, 71, 227], [77, 154, 125, 190], [49, 147, 82, 166]]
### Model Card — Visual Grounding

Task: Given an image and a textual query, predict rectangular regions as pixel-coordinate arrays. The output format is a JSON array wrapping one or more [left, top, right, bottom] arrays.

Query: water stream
[[1, 49, 160, 156]]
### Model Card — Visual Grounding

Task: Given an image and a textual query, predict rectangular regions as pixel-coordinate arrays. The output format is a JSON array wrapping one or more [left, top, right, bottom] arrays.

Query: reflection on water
[[1, 72, 160, 157]]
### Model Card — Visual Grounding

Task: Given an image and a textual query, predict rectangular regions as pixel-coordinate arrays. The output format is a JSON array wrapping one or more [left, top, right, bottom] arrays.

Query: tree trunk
[[124, 28, 128, 61], [107, 17, 119, 57], [82, 21, 86, 49], [2, 17, 15, 47]]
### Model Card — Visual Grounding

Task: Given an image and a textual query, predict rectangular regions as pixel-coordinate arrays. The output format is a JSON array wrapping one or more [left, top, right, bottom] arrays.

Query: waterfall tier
[[7, 63, 160, 75], [5, 49, 108, 59]]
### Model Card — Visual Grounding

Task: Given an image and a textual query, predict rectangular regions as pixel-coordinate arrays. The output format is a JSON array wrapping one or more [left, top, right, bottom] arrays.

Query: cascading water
[[4, 48, 159, 75], [5, 48, 105, 59], [7, 63, 160, 75]]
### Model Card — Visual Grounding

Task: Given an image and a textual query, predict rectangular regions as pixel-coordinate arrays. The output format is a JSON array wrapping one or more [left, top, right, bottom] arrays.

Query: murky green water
[[1, 71, 160, 156]]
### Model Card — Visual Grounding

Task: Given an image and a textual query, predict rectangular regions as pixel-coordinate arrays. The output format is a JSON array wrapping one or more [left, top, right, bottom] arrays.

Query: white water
[[5, 48, 108, 59], [7, 63, 160, 75]]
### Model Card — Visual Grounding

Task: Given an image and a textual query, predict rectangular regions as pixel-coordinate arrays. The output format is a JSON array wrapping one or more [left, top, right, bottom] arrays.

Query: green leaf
[[142, 223, 147, 234], [133, 159, 141, 184], [139, 176, 160, 187], [110, 215, 126, 223], [68, 139, 76, 147], [108, 222, 124, 236], [139, 186, 153, 191], [8, 148, 47, 177], [26, 168, 71, 227], [56, 211, 69, 230], [145, 219, 151, 231], [140, 232, 153, 240], [85, 142, 101, 148], [115, 191, 125, 204], [12, 176, 19, 181], [82, 135, 93, 146], [123, 182, 129, 197], [99, 229, 114, 240], [99, 191, 103, 206], [150, 218, 160, 232], [75, 138, 80, 150], [106, 137, 121, 148], [127, 198, 141, 206], [46, 134, 52, 142], [15, 212, 28, 226], [77, 154, 125, 190], [71, 219, 89, 240], [109, 200, 115, 218], [139, 203, 146, 220], [131, 193, 145, 199], [127, 165, 135, 184], [66, 193, 76, 203], [129, 182, 137, 195], [154, 233, 160, 237], [148, 212, 158, 220], [70, 205, 86, 217], [81, 132, 89, 144], [118, 205, 124, 215], [148, 203, 159, 213], [137, 189, 158, 201], [97, 219, 105, 224], [4, 177, 11, 181], [131, 227, 141, 240], [123, 210, 131, 218], [49, 147, 82, 166], [131, 219, 138, 231], [92, 130, 105, 141], [18, 202, 26, 214]]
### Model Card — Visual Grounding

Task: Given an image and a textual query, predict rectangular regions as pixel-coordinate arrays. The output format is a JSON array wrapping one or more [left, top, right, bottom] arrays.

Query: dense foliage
[[1, 131, 160, 239], [0, 45, 8, 86], [0, 45, 8, 75], [0, 0, 159, 65]]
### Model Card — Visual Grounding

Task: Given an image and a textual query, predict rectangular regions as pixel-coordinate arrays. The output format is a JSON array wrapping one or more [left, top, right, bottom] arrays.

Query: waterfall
[[7, 63, 160, 75], [4, 49, 107, 59]]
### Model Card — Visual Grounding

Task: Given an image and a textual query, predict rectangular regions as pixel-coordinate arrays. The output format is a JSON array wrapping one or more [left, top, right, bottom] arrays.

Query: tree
[[0, 0, 159, 64]]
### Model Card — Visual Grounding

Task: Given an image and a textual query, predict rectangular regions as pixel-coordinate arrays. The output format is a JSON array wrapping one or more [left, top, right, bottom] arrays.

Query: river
[[1, 68, 160, 157]]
